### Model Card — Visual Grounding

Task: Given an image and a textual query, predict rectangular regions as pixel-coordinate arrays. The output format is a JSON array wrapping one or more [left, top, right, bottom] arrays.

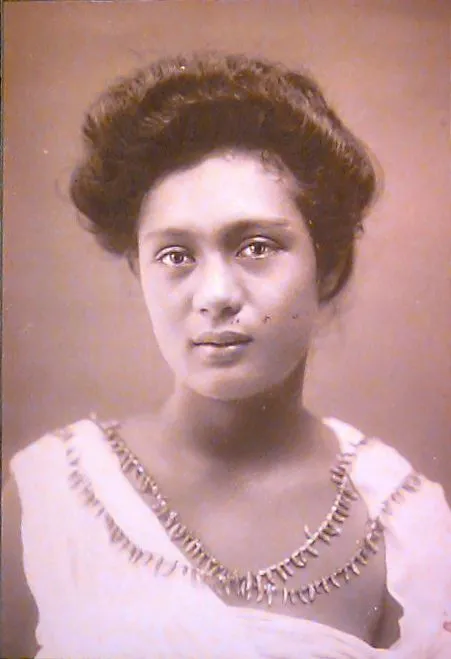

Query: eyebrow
[[140, 218, 293, 243]]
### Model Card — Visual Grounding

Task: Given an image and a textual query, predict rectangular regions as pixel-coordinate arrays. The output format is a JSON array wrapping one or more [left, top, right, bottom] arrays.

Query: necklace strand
[[99, 419, 383, 605], [58, 418, 422, 608]]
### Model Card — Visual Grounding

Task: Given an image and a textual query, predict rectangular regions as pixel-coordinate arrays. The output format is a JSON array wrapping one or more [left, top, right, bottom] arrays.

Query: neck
[[163, 363, 314, 469]]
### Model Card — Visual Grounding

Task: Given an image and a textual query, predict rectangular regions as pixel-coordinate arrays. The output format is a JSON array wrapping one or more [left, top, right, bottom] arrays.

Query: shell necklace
[[99, 419, 385, 607]]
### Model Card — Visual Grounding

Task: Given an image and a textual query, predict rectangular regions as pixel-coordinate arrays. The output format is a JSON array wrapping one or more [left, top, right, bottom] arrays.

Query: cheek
[[257, 286, 318, 370], [258, 267, 319, 328], [140, 275, 190, 370], [141, 276, 172, 336]]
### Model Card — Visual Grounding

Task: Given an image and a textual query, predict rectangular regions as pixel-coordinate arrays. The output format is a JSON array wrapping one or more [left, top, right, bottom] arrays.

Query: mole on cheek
[[263, 315, 271, 324], [292, 313, 299, 320]]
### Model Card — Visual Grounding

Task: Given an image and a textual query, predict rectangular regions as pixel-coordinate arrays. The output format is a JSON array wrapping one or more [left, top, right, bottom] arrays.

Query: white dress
[[10, 418, 451, 659]]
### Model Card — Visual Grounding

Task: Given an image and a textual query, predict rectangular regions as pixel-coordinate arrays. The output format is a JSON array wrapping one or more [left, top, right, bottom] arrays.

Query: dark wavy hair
[[70, 52, 379, 301]]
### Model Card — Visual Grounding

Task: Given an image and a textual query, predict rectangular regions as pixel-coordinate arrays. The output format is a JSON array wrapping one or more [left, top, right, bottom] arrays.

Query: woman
[[3, 52, 451, 658]]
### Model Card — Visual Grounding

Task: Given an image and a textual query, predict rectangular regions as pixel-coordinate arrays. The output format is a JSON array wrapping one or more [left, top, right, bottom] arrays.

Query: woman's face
[[138, 151, 318, 401]]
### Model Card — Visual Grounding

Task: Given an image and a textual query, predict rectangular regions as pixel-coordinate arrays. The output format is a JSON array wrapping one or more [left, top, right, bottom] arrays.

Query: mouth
[[191, 330, 253, 348]]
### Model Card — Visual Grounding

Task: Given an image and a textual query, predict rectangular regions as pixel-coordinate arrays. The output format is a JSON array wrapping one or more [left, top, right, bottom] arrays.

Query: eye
[[237, 238, 279, 260], [156, 247, 195, 268]]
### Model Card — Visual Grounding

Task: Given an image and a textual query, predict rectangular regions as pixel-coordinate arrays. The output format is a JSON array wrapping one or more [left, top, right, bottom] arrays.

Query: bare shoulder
[[1, 477, 39, 658]]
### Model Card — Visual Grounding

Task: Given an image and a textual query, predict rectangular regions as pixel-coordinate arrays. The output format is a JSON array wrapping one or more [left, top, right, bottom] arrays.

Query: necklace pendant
[[332, 511, 346, 523], [356, 550, 368, 566], [307, 583, 317, 602], [255, 573, 265, 603], [164, 511, 179, 529], [338, 497, 351, 510], [121, 453, 138, 474], [343, 488, 359, 501], [324, 522, 341, 537], [196, 551, 209, 569], [230, 571, 241, 598], [320, 577, 331, 593], [299, 583, 316, 604], [282, 587, 289, 605], [203, 557, 220, 577], [274, 563, 290, 582], [304, 544, 319, 558], [185, 538, 202, 558], [245, 571, 254, 600], [331, 465, 346, 479], [365, 536, 379, 554], [217, 571, 232, 597], [329, 572, 341, 588], [168, 522, 186, 540], [290, 551, 307, 568], [318, 529, 331, 544], [152, 497, 169, 517], [191, 543, 204, 560], [261, 568, 276, 585], [298, 588, 310, 604], [282, 587, 297, 605], [237, 577, 247, 599], [281, 560, 294, 577], [135, 467, 151, 492], [237, 574, 253, 601], [265, 583, 276, 606]]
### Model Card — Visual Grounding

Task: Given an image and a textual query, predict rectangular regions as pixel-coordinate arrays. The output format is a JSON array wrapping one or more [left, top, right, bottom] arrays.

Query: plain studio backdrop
[[3, 1, 450, 499]]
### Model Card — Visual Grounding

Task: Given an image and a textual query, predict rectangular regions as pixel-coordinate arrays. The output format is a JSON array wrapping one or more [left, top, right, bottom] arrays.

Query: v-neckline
[[75, 417, 406, 652]]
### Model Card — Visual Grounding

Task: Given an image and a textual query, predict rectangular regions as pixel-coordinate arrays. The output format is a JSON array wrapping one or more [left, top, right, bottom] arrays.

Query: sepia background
[[3, 1, 450, 499]]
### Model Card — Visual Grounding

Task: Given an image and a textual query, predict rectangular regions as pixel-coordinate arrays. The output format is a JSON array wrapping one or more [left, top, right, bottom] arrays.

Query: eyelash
[[155, 237, 280, 268], [237, 238, 279, 259], [156, 248, 194, 268]]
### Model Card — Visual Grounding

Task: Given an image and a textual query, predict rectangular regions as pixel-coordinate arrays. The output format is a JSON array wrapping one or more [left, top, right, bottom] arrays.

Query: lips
[[192, 330, 253, 347]]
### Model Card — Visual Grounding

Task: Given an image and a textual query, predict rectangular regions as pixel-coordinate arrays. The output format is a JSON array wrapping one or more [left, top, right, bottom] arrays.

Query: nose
[[192, 255, 243, 321]]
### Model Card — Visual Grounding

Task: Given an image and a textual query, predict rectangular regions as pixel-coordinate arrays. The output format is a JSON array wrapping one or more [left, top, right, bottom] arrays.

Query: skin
[[138, 151, 318, 401], [137, 150, 321, 465], [133, 151, 396, 643], [2, 150, 400, 656]]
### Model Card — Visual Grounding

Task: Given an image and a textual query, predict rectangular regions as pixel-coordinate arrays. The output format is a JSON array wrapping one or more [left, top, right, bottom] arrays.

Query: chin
[[183, 367, 293, 402]]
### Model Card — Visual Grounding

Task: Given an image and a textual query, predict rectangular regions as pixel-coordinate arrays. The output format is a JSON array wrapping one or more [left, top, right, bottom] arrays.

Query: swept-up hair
[[70, 52, 378, 300]]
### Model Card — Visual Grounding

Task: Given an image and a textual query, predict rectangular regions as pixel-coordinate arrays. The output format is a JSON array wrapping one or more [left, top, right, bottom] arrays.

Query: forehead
[[139, 152, 301, 234]]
